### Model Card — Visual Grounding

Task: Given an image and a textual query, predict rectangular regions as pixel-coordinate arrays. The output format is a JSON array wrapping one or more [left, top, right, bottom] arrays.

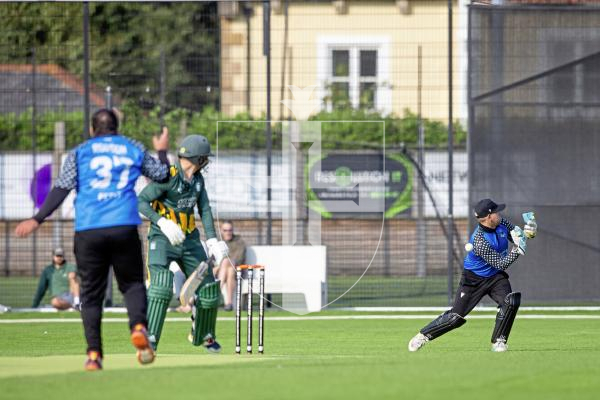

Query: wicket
[[235, 264, 265, 354]]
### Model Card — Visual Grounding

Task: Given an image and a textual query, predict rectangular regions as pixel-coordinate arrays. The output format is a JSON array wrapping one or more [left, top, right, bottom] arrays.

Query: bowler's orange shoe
[[131, 323, 155, 365]]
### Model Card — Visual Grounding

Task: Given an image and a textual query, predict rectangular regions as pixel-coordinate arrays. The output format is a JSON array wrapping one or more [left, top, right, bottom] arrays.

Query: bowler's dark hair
[[92, 109, 118, 135]]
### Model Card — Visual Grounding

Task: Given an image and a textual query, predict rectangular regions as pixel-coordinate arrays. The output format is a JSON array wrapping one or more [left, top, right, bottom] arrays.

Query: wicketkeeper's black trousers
[[450, 269, 512, 317]]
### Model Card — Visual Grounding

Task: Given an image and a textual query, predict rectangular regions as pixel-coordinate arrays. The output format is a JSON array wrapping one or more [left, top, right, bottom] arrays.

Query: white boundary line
[[6, 306, 600, 314], [338, 306, 600, 312], [1, 314, 600, 324]]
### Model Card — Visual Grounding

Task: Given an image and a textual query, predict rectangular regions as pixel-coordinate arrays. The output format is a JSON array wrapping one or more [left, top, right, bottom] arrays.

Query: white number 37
[[90, 155, 134, 189]]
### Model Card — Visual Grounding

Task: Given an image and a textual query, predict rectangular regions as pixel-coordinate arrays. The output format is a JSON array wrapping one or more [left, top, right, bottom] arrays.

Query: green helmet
[[178, 135, 213, 165]]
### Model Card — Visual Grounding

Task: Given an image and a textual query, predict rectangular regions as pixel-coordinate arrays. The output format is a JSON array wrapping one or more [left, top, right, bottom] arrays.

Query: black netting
[[469, 5, 600, 304]]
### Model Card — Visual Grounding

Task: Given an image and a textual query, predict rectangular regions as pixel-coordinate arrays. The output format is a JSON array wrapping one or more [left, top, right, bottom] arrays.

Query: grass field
[[0, 275, 453, 308], [1, 311, 599, 400]]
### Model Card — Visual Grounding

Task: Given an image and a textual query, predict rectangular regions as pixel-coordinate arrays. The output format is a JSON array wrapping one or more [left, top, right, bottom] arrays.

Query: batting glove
[[157, 217, 185, 246], [207, 238, 229, 265]]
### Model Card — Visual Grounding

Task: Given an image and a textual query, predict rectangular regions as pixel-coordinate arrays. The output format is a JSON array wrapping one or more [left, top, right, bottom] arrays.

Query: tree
[[0, 2, 219, 111], [0, 3, 82, 62], [88, 2, 219, 111]]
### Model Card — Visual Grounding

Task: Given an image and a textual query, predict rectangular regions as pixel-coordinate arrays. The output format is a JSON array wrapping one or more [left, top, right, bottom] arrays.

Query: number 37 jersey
[[73, 135, 144, 231]]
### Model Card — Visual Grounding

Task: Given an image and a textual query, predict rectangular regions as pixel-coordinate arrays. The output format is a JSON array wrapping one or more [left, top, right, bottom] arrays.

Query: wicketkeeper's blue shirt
[[464, 218, 520, 277]]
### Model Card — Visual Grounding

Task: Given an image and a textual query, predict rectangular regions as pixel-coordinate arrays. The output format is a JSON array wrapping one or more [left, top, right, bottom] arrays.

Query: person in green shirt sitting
[[32, 247, 80, 310]]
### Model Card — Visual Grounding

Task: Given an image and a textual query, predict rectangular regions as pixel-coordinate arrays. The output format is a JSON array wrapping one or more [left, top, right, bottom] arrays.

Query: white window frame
[[317, 35, 391, 114]]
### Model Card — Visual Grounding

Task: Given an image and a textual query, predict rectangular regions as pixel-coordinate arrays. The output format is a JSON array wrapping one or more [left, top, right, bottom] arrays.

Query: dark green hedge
[[0, 104, 466, 151]]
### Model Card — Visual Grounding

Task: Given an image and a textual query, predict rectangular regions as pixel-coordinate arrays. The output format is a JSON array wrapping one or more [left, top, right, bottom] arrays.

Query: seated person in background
[[32, 247, 80, 310], [212, 220, 246, 311]]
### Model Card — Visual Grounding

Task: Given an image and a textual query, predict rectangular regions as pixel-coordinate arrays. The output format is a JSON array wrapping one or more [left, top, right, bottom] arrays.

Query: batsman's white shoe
[[408, 333, 428, 352], [491, 339, 508, 352]]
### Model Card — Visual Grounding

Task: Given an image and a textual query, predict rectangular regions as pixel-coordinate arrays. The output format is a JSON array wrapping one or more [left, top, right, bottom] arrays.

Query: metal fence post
[[31, 48, 38, 277], [83, 2, 90, 140], [53, 122, 65, 248], [447, 0, 454, 305]]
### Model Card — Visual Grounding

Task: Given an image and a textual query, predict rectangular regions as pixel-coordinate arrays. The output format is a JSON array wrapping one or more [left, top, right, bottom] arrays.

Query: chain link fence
[[0, 1, 469, 309]]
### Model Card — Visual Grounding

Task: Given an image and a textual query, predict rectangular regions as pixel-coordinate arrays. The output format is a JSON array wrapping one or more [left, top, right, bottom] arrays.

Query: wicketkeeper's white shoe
[[408, 333, 428, 352], [491, 339, 508, 352]]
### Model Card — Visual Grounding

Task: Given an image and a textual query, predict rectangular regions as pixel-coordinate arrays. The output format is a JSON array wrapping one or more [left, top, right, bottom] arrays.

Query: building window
[[327, 47, 378, 110], [331, 49, 351, 109], [317, 36, 391, 114], [359, 50, 377, 109]]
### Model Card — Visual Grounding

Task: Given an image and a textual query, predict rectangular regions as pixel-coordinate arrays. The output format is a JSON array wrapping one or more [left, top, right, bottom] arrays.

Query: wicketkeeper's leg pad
[[192, 281, 221, 346], [147, 268, 174, 350], [420, 310, 466, 341], [491, 291, 521, 343]]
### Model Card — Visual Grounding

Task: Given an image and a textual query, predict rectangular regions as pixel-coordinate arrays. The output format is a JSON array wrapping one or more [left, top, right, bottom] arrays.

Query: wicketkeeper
[[138, 134, 228, 353], [408, 198, 537, 352]]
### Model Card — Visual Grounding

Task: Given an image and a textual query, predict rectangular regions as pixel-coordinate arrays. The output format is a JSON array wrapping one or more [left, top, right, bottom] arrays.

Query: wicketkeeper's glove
[[157, 217, 185, 246]]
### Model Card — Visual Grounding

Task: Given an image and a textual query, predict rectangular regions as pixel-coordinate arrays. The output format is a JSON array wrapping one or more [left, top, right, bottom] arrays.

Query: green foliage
[[0, 3, 82, 61], [311, 108, 466, 150], [0, 2, 219, 110], [0, 109, 84, 151], [0, 105, 465, 151], [117, 103, 275, 151], [87, 2, 219, 110]]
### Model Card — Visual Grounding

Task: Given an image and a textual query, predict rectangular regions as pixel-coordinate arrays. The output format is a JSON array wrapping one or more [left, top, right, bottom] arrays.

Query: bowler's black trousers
[[74, 226, 147, 355]]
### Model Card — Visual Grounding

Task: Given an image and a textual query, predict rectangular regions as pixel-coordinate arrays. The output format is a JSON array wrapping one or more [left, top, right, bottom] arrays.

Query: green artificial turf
[[1, 311, 599, 400]]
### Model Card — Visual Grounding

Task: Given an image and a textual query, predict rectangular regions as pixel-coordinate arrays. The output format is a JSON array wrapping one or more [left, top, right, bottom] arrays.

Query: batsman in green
[[138, 134, 228, 353]]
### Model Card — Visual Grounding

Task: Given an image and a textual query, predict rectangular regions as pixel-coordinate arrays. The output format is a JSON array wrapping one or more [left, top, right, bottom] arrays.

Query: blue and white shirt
[[464, 218, 520, 277], [56, 134, 168, 231]]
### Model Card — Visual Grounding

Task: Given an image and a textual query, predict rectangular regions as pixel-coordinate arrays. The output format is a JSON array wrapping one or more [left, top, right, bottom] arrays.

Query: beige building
[[219, 0, 464, 122]]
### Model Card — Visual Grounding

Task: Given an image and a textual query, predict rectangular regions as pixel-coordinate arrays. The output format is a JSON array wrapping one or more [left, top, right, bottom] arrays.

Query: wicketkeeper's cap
[[474, 198, 505, 218], [53, 247, 64, 257]]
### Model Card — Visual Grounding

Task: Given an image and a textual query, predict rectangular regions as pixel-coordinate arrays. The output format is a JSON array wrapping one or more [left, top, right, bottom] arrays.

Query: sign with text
[[308, 153, 413, 218]]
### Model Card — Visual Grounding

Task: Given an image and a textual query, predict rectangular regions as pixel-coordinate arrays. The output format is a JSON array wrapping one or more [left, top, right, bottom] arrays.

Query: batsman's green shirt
[[138, 162, 216, 241]]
